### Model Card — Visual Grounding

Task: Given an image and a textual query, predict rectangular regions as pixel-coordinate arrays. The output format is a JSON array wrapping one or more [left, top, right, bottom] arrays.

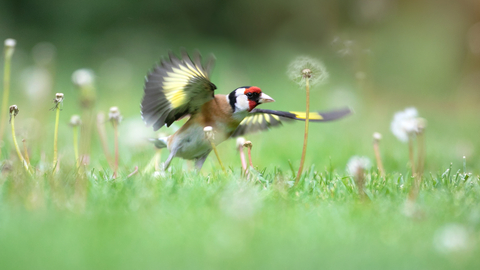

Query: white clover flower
[[72, 69, 94, 87], [346, 156, 372, 176], [287, 56, 329, 87], [390, 107, 420, 142], [434, 224, 472, 254]]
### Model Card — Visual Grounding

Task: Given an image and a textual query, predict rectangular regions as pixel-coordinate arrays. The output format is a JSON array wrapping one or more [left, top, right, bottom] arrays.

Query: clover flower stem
[[73, 126, 79, 167], [22, 139, 30, 167], [113, 121, 119, 178], [295, 76, 310, 185], [52, 104, 61, 170], [0, 44, 13, 157], [10, 112, 31, 175], [408, 135, 416, 177], [373, 141, 385, 177]]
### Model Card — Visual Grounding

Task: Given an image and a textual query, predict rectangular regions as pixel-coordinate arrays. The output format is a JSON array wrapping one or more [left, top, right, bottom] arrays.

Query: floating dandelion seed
[[287, 56, 328, 88], [390, 107, 419, 142]]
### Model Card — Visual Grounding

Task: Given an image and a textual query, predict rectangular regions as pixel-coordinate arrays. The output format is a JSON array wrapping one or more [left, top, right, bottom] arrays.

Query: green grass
[[1, 39, 480, 269]]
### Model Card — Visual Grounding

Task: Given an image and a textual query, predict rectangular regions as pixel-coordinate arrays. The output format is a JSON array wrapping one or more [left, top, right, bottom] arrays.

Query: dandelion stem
[[96, 112, 113, 168], [113, 120, 119, 178], [239, 146, 247, 171], [373, 141, 385, 177], [0, 43, 14, 157], [247, 146, 253, 168], [10, 110, 31, 175], [295, 75, 310, 185], [73, 125, 79, 167], [52, 103, 61, 169], [22, 139, 30, 166], [209, 140, 226, 173], [408, 134, 415, 177]]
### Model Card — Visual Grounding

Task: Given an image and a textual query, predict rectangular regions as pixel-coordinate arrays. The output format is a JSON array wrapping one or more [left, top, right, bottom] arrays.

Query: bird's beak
[[259, 93, 275, 103]]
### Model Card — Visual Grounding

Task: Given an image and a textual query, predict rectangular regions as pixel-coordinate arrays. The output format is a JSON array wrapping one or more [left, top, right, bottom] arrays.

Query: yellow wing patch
[[162, 64, 206, 108], [290, 111, 324, 120]]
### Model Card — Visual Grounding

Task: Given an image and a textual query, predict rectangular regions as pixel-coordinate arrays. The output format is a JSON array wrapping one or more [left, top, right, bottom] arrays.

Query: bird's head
[[228, 86, 275, 113]]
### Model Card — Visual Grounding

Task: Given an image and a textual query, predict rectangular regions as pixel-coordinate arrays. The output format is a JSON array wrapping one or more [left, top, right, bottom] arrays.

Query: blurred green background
[[0, 0, 479, 172], [1, 1, 480, 270]]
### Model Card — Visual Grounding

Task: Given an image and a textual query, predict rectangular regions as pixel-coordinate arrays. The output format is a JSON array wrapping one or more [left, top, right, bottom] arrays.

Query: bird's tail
[[149, 137, 168, 149]]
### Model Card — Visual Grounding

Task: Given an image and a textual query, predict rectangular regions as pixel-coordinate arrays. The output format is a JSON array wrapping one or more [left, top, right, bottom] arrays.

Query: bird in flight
[[141, 50, 351, 170]]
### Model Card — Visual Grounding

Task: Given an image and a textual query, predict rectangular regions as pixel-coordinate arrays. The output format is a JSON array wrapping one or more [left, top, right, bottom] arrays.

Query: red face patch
[[244, 86, 262, 95], [245, 86, 262, 111]]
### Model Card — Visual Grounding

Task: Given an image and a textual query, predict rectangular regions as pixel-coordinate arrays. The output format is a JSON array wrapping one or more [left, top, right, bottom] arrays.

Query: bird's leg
[[194, 151, 211, 170], [163, 150, 177, 170]]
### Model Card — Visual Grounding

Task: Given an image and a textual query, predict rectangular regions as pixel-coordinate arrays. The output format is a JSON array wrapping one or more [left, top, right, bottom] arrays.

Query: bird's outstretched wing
[[231, 107, 352, 137], [142, 50, 216, 131]]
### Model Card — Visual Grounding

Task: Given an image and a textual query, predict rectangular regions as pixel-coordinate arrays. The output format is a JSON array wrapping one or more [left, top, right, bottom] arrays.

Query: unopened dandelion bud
[[108, 106, 122, 124], [70, 115, 82, 126], [54, 93, 64, 103], [4, 39, 16, 58], [416, 118, 427, 134], [9, 105, 19, 116], [373, 132, 382, 141], [236, 137, 246, 150], [204, 126, 213, 140], [302, 68, 312, 78], [243, 141, 252, 149]]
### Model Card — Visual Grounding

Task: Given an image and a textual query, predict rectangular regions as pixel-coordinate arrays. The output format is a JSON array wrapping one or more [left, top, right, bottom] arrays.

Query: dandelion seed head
[[373, 132, 382, 141], [287, 56, 328, 87], [346, 156, 371, 176], [390, 107, 420, 142], [72, 69, 94, 87], [69, 115, 82, 126]]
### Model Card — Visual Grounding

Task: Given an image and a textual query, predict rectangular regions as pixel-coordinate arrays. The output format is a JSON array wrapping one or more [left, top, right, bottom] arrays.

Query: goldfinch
[[141, 50, 351, 170]]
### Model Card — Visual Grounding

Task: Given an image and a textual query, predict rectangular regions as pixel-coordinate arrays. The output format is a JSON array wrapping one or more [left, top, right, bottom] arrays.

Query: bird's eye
[[246, 92, 253, 98]]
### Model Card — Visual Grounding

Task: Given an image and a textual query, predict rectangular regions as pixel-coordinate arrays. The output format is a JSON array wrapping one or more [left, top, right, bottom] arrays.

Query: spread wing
[[141, 50, 216, 131], [231, 107, 352, 137]]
